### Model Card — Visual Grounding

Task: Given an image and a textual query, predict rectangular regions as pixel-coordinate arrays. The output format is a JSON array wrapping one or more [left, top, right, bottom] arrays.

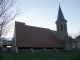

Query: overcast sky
[[6, 0, 80, 38]]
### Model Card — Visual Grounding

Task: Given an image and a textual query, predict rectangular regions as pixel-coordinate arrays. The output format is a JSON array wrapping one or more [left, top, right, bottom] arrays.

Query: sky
[[6, 0, 80, 38]]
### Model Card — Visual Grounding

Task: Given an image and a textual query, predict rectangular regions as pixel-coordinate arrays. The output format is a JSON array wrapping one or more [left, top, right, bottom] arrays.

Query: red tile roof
[[15, 21, 64, 48]]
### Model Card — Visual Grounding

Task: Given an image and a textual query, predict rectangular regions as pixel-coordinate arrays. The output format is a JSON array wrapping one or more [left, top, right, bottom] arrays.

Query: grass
[[0, 51, 80, 60]]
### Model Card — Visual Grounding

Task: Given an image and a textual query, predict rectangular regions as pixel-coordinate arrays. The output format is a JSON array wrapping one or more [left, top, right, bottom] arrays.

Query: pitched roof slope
[[76, 35, 80, 39], [68, 36, 76, 43], [15, 21, 64, 48]]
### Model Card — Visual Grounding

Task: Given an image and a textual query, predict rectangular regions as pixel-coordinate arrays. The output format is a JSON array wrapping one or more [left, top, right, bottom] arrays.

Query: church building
[[11, 5, 75, 53]]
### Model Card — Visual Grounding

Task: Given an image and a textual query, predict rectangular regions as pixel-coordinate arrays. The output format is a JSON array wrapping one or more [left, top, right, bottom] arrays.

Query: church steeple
[[55, 4, 71, 50], [57, 4, 66, 21], [55, 4, 67, 32]]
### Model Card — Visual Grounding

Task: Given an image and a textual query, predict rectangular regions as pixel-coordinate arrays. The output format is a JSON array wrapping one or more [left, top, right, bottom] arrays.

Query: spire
[[57, 4, 66, 21]]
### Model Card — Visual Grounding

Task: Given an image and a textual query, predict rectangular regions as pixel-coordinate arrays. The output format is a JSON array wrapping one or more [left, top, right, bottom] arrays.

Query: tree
[[68, 30, 80, 39], [68, 33, 78, 39], [0, 0, 21, 38], [0, 0, 21, 45]]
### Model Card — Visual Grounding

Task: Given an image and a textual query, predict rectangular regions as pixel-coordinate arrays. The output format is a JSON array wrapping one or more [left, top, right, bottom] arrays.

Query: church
[[11, 5, 76, 53]]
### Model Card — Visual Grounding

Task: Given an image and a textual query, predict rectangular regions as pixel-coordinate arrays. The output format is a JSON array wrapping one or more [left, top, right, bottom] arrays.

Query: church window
[[57, 25, 59, 31], [64, 24, 67, 31]]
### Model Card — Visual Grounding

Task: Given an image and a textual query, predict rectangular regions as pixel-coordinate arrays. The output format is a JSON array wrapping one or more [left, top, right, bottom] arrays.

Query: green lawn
[[0, 51, 80, 60]]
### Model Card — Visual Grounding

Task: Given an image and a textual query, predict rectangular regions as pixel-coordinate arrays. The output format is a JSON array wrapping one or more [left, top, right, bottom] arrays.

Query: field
[[0, 50, 80, 60]]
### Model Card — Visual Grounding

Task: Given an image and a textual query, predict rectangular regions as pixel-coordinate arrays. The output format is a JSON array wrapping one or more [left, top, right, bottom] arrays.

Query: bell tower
[[55, 4, 71, 50]]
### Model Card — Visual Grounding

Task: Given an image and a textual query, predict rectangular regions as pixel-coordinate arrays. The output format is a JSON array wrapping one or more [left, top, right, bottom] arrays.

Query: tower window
[[57, 25, 59, 31], [64, 24, 67, 31], [61, 24, 63, 31]]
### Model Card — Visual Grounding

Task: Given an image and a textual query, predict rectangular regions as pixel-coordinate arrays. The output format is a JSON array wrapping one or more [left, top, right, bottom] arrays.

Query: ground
[[0, 50, 80, 60]]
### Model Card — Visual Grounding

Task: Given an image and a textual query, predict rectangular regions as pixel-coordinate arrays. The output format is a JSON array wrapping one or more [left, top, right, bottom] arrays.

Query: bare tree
[[68, 33, 78, 39], [78, 30, 80, 35], [0, 0, 21, 39], [68, 30, 80, 39]]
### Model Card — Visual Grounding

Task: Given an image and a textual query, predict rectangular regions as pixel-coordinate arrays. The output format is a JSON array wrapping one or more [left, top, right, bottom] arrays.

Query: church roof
[[68, 36, 76, 43], [57, 5, 66, 21], [76, 35, 80, 39], [15, 21, 64, 48]]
